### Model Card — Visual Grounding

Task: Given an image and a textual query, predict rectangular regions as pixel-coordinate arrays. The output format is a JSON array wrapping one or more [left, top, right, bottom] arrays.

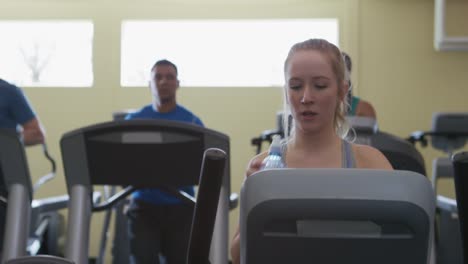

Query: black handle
[[186, 148, 227, 264], [452, 151, 468, 263]]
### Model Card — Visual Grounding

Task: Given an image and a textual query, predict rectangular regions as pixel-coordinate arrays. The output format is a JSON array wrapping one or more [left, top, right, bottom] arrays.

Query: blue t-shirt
[[0, 79, 36, 131], [125, 104, 204, 205]]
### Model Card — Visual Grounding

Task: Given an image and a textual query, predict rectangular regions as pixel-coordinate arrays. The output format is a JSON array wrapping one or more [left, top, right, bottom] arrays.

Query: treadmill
[[104, 110, 238, 264], [408, 112, 468, 264], [60, 119, 231, 264], [0, 129, 70, 263], [1, 124, 227, 264], [240, 169, 435, 264]]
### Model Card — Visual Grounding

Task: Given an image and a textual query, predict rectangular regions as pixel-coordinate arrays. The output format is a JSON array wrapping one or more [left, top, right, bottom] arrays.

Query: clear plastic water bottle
[[261, 135, 285, 170]]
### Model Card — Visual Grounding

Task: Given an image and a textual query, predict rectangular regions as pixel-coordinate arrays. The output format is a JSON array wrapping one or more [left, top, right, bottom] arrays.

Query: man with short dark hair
[[126, 59, 203, 264]]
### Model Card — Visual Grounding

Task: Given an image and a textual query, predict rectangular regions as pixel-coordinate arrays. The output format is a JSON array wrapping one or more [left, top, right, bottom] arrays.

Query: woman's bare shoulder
[[352, 143, 393, 170]]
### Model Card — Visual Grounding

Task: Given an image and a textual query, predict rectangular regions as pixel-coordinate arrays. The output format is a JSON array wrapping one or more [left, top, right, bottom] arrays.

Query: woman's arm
[[231, 225, 241, 264], [230, 152, 267, 264]]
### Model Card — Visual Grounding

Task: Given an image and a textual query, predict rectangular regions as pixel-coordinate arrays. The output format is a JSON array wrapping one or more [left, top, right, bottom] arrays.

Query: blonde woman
[[230, 39, 392, 264]]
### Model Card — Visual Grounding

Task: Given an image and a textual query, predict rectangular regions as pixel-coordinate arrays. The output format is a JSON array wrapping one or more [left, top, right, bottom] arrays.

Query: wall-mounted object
[[434, 0, 468, 51]]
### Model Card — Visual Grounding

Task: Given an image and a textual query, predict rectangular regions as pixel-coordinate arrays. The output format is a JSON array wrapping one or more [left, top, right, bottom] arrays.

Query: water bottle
[[261, 135, 285, 170]]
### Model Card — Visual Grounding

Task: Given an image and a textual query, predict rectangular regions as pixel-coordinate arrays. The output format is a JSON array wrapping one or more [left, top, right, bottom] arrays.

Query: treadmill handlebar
[[91, 185, 199, 212], [407, 130, 468, 147], [158, 186, 196, 205], [251, 129, 283, 155], [32, 142, 58, 194], [186, 148, 227, 264], [92, 186, 136, 212], [229, 193, 239, 210], [407, 131, 428, 147], [452, 151, 468, 260]]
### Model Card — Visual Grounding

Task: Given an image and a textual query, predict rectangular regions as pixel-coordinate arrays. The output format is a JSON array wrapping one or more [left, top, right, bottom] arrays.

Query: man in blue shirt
[[126, 60, 203, 264], [0, 78, 45, 253], [0, 79, 45, 145]]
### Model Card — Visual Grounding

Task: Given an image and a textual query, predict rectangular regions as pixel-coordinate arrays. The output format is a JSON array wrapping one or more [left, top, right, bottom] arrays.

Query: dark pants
[[0, 203, 5, 253], [127, 199, 193, 264], [0, 182, 7, 254]]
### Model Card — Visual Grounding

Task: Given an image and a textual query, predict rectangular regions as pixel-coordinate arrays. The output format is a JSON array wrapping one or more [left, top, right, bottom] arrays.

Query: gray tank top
[[280, 139, 356, 168], [341, 140, 356, 168]]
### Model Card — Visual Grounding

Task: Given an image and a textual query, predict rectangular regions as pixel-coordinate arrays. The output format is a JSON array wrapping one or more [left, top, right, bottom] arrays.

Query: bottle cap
[[269, 135, 282, 155]]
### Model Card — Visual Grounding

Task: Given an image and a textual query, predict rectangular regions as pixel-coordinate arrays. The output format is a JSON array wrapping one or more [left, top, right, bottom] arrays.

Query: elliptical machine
[[408, 112, 468, 264], [0, 130, 67, 261]]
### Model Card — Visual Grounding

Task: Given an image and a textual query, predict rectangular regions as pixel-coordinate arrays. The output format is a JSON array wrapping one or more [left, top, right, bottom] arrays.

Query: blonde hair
[[282, 38, 350, 141]]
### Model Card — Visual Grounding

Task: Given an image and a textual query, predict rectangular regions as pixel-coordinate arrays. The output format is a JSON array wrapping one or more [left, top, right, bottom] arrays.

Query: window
[[121, 19, 338, 87], [0, 21, 94, 87]]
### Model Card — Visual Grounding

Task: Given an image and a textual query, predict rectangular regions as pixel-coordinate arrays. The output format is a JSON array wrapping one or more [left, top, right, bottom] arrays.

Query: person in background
[[230, 39, 392, 264], [0, 78, 45, 145], [125, 59, 203, 264], [0, 78, 45, 254], [342, 51, 377, 119]]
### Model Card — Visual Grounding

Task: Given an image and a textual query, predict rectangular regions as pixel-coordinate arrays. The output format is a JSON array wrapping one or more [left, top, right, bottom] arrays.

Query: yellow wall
[[1, 0, 468, 261], [357, 0, 468, 197]]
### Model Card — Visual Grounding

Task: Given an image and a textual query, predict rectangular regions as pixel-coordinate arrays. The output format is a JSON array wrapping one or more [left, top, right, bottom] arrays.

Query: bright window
[[121, 19, 339, 87], [0, 21, 94, 87]]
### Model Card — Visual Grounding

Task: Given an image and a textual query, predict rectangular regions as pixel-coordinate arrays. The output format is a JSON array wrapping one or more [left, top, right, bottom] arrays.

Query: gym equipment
[[60, 119, 231, 264], [408, 112, 468, 264], [240, 169, 435, 264], [0, 130, 68, 263]]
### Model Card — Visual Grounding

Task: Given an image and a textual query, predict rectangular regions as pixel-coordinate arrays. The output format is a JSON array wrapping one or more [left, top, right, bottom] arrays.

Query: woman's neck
[[286, 129, 343, 168], [289, 127, 342, 155]]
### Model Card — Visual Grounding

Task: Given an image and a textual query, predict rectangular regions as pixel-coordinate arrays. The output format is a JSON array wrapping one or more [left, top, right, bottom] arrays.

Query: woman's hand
[[246, 152, 267, 177]]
